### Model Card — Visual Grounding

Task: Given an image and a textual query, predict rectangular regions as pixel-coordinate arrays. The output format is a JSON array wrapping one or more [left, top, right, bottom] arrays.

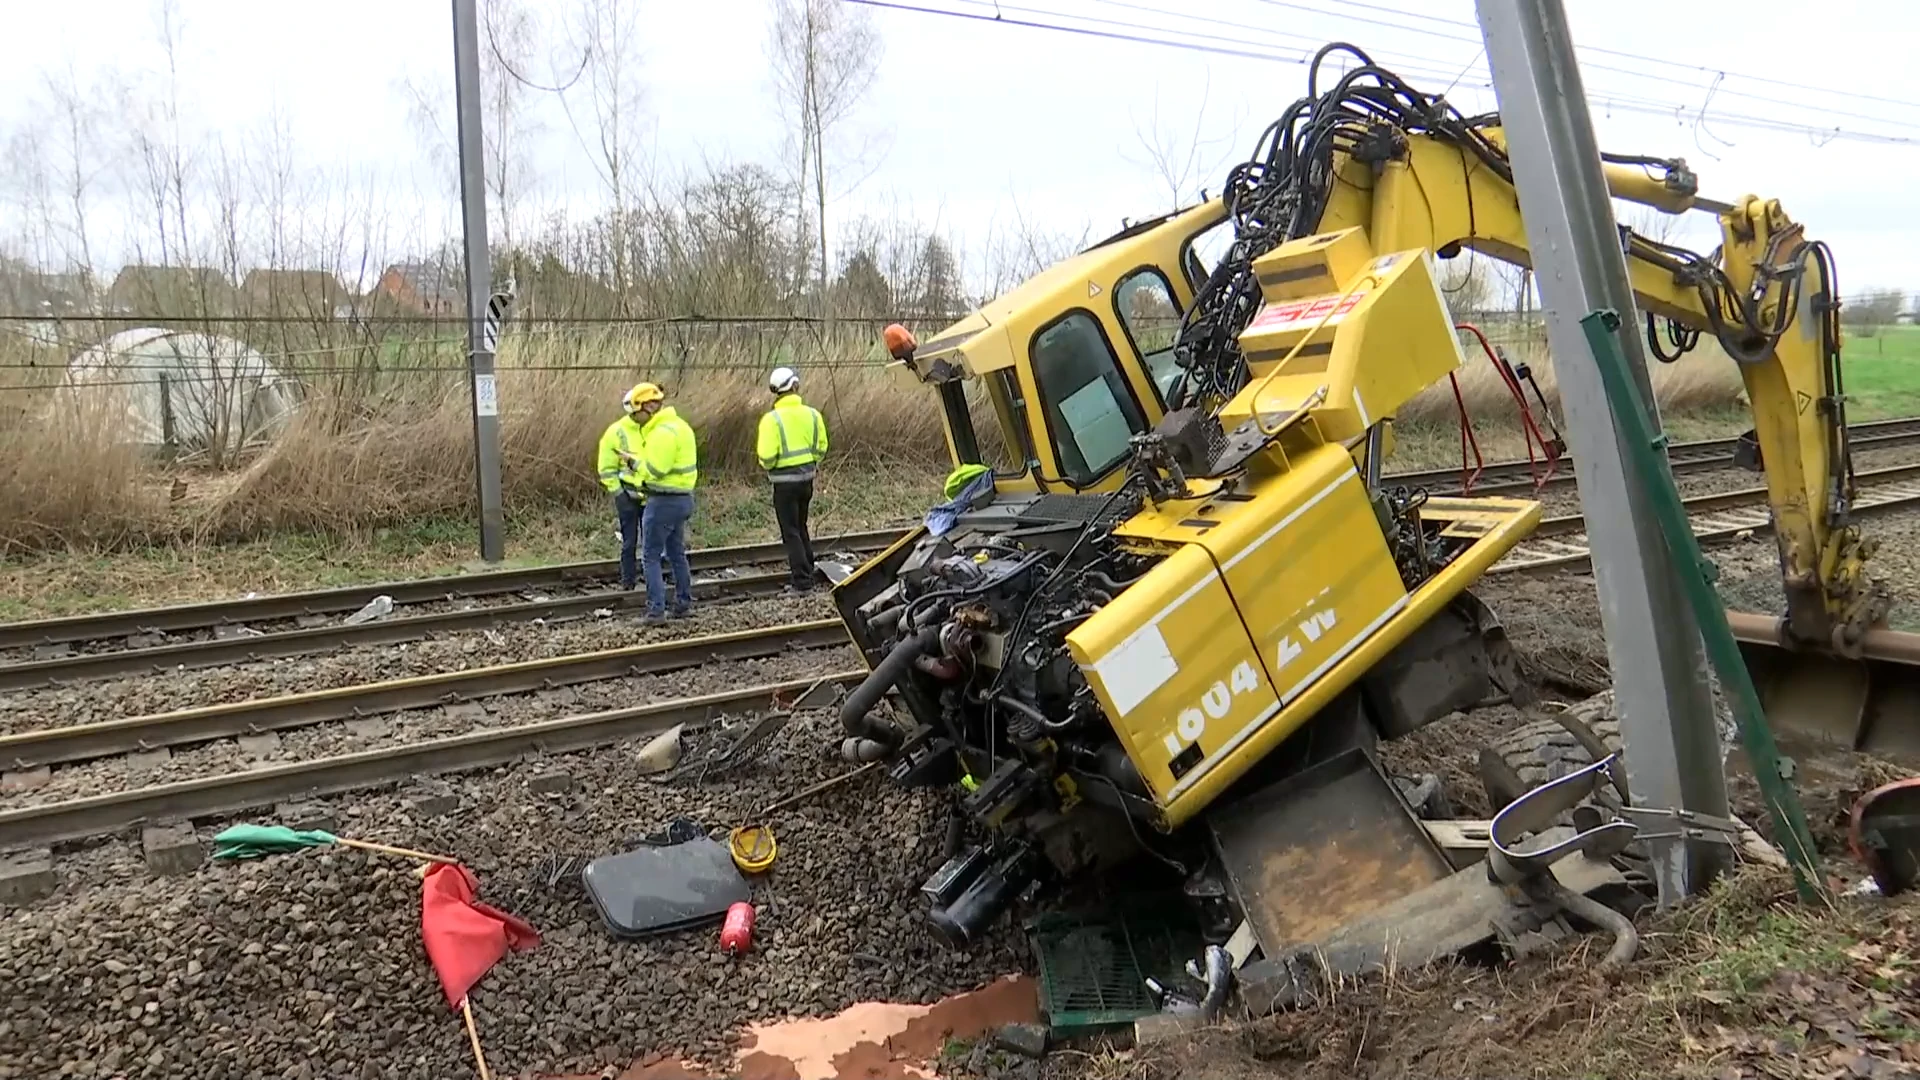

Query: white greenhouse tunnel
[[59, 328, 302, 458]]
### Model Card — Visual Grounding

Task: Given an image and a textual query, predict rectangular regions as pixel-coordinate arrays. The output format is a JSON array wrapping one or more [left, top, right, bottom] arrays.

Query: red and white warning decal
[[1247, 289, 1367, 331]]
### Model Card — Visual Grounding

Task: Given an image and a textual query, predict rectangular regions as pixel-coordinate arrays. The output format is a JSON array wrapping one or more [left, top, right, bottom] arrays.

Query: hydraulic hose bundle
[[1171, 42, 1511, 412]]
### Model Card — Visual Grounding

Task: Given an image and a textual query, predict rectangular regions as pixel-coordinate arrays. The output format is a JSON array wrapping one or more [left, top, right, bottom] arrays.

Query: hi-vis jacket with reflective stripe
[[596, 415, 648, 494], [756, 393, 828, 483], [637, 405, 699, 494]]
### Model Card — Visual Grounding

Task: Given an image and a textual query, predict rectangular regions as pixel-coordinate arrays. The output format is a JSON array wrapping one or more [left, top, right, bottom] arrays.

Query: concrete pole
[[1474, 0, 1730, 903], [452, 0, 506, 563]]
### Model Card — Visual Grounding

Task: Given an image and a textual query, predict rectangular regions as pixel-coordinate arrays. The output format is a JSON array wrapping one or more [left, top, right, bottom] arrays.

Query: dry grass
[[1398, 325, 1747, 427], [0, 322, 1750, 557]]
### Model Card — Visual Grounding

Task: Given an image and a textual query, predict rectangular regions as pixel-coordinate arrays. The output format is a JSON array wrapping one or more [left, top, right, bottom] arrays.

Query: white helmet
[[769, 366, 800, 394]]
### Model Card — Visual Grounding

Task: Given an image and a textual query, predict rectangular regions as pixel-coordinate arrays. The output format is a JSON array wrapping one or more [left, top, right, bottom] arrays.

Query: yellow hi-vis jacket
[[637, 405, 698, 494], [756, 393, 828, 482], [596, 415, 648, 494]]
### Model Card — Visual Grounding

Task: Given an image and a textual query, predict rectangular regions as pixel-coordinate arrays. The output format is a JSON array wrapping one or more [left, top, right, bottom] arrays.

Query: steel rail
[[0, 672, 868, 851], [1490, 462, 1920, 575], [0, 527, 907, 651], [0, 570, 801, 692], [6, 418, 1915, 653], [1386, 415, 1920, 496], [0, 620, 849, 769]]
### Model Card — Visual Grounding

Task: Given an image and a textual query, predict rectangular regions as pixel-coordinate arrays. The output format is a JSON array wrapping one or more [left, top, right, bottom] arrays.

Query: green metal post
[[1579, 309, 1824, 901]]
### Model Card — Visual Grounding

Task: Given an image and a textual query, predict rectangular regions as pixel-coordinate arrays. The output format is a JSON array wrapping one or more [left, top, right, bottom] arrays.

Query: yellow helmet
[[623, 382, 664, 412]]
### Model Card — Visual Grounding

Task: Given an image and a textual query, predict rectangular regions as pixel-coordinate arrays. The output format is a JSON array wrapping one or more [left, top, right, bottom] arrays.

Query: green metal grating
[[1026, 897, 1203, 1036]]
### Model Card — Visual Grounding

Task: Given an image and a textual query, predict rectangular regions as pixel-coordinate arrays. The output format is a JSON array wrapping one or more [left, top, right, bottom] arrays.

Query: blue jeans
[[614, 491, 644, 590], [641, 492, 695, 616]]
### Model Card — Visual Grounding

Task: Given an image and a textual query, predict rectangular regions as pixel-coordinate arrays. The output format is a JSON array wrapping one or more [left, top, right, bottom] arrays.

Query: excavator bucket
[[1729, 613, 1920, 761]]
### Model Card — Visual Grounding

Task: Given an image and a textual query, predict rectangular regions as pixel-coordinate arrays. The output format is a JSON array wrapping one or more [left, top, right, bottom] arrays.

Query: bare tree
[[1437, 253, 1499, 317], [36, 61, 120, 297], [564, 0, 648, 306], [767, 0, 882, 309], [1623, 203, 1683, 246], [1841, 287, 1905, 334], [478, 0, 552, 251], [130, 0, 196, 268], [1123, 79, 1235, 213], [398, 0, 552, 252]]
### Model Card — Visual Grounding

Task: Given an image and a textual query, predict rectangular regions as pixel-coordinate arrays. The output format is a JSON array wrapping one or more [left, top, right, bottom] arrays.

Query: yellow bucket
[[729, 824, 777, 874]]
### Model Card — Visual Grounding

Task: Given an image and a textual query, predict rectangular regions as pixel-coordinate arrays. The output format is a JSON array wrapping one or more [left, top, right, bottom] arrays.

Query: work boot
[[670, 608, 693, 620], [644, 612, 668, 626]]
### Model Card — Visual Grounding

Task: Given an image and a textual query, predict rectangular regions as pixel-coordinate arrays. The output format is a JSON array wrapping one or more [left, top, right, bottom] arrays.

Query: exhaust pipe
[[840, 626, 940, 749]]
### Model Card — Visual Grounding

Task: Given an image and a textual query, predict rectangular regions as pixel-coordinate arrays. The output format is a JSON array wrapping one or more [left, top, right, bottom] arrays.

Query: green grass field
[[1841, 323, 1920, 419]]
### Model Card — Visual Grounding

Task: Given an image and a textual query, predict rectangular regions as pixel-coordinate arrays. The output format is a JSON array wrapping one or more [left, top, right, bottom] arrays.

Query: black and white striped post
[[452, 0, 506, 562]]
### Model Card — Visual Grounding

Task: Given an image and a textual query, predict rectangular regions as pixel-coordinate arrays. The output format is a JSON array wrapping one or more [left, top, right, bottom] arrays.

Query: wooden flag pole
[[334, 837, 458, 864], [461, 997, 493, 1080]]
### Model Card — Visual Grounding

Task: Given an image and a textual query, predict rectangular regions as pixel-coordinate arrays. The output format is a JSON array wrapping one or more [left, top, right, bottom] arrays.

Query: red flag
[[420, 862, 539, 1010]]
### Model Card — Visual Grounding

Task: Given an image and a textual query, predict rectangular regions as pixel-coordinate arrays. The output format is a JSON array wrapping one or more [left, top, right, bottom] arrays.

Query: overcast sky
[[4, 0, 1919, 293]]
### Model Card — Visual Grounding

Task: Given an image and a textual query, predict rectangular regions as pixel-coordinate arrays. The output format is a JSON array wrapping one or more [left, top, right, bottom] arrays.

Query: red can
[[719, 901, 756, 956]]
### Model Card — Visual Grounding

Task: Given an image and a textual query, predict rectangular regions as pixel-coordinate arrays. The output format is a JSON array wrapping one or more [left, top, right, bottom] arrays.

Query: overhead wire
[[1241, 0, 1920, 133], [1298, 0, 1920, 114], [862, 0, 1920, 145]]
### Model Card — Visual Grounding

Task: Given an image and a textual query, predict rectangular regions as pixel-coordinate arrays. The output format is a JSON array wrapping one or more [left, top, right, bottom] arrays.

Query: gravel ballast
[[0, 644, 862, 811], [0, 592, 837, 735], [0, 708, 1026, 1079]]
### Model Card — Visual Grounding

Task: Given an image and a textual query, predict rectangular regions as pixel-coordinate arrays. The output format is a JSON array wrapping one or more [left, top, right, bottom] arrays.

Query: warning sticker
[[1247, 290, 1367, 331]]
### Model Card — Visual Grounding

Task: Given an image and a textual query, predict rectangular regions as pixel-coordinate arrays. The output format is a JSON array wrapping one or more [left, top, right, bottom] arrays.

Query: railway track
[[0, 527, 906, 653], [7, 459, 1920, 853], [0, 620, 848, 770], [0, 536, 897, 692], [1488, 461, 1920, 575], [1389, 414, 1920, 495], [0, 671, 867, 851]]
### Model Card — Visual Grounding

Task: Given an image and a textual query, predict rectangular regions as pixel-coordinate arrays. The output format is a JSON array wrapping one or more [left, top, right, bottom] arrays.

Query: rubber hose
[[868, 604, 905, 636], [993, 693, 1064, 731], [840, 626, 939, 746], [1556, 886, 1639, 968]]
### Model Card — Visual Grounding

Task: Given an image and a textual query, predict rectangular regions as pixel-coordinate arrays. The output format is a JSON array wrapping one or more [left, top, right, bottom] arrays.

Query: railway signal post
[[1475, 0, 1733, 904]]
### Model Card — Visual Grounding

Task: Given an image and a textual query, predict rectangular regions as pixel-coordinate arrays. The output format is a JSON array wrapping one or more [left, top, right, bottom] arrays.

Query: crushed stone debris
[[0, 709, 1025, 1079]]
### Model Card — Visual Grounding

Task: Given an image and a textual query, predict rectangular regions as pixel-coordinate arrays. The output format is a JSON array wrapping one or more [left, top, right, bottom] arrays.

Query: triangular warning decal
[[1087, 281, 1102, 297]]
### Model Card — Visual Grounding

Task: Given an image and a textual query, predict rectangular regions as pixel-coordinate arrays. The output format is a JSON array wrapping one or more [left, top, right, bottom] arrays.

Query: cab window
[[963, 373, 1024, 476], [1029, 311, 1147, 485], [1114, 269, 1183, 403], [1183, 218, 1232, 292]]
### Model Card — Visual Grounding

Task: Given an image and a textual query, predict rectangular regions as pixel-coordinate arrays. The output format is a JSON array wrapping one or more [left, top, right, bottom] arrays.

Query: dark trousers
[[772, 480, 816, 589], [614, 491, 644, 590], [642, 491, 695, 617]]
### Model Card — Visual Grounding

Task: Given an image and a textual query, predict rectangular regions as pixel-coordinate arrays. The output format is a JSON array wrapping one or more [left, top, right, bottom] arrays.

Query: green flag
[[211, 823, 339, 860]]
